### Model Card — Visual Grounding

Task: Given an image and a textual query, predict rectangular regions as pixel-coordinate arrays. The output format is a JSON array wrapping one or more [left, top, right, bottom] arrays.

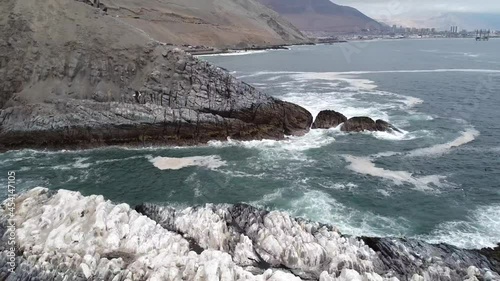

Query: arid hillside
[[257, 0, 383, 33], [100, 0, 308, 48]]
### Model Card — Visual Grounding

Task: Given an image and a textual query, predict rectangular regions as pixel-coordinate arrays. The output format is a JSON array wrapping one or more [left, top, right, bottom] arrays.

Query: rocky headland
[[1, 188, 499, 280], [0, 0, 312, 152]]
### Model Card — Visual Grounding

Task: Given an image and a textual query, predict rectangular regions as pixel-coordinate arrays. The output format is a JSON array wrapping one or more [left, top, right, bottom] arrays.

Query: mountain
[[0, 0, 313, 151], [256, 0, 383, 33], [98, 0, 308, 48]]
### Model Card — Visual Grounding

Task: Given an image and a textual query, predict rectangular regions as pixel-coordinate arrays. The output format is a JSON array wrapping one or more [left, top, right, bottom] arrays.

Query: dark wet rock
[[340, 117, 378, 132], [375, 119, 402, 133], [311, 110, 347, 129], [362, 237, 499, 280], [340, 117, 401, 133], [477, 244, 500, 274]]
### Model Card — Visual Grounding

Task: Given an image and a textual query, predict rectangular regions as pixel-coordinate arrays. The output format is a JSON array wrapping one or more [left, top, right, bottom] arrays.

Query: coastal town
[[314, 25, 500, 43]]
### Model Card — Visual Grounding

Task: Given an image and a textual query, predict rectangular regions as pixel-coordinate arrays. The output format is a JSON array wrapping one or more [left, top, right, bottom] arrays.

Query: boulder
[[341, 117, 401, 133], [341, 117, 378, 132], [312, 110, 347, 129]]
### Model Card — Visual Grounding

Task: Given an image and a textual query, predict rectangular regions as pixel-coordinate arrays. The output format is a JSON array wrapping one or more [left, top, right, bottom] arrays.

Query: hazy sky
[[333, 0, 500, 18]]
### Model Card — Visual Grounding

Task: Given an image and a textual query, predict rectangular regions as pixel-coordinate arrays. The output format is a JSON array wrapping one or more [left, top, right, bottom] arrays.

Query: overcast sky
[[333, 0, 500, 18]]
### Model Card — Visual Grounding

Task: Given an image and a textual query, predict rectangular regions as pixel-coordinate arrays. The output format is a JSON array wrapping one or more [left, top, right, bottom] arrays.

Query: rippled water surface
[[2, 38, 500, 249]]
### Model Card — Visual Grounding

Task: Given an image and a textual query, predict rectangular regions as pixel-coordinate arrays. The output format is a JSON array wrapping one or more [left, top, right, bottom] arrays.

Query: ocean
[[1, 38, 499, 250]]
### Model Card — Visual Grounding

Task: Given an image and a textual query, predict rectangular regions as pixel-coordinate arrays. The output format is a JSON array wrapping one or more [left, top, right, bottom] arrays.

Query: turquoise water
[[1, 38, 500, 249]]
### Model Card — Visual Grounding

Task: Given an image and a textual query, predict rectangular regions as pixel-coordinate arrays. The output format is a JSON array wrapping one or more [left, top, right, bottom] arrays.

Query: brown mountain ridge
[[256, 0, 383, 33], [98, 0, 309, 48]]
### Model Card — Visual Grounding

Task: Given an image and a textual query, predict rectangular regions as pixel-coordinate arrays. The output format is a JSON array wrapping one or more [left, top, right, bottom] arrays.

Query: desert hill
[[257, 0, 383, 33], [99, 0, 308, 48]]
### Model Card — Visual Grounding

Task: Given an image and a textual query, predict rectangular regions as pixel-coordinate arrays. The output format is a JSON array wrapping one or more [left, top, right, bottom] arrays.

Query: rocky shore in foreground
[[1, 188, 499, 281]]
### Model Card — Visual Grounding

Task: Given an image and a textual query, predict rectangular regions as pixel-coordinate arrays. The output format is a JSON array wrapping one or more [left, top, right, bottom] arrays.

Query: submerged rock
[[311, 110, 347, 129], [1, 188, 499, 280], [341, 117, 401, 133]]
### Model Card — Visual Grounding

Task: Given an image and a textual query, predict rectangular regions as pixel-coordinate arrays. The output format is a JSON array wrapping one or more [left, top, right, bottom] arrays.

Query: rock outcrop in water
[[311, 111, 402, 134], [374, 120, 402, 134], [0, 0, 312, 152], [340, 117, 401, 133], [311, 110, 347, 129], [1, 188, 499, 281]]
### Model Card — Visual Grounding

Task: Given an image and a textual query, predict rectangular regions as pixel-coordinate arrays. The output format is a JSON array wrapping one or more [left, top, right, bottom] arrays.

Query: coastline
[[189, 36, 500, 57], [188, 42, 316, 56]]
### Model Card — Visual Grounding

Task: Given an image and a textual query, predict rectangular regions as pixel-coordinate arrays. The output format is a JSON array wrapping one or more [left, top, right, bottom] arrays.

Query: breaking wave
[[420, 204, 500, 249]]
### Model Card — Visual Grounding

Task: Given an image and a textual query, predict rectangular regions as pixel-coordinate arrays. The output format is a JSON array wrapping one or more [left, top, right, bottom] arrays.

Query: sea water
[[1, 38, 499, 249]]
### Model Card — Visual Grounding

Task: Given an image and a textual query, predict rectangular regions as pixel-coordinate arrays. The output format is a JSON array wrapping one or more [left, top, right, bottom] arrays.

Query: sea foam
[[407, 128, 480, 157], [149, 155, 226, 170], [344, 155, 446, 191], [420, 204, 500, 249], [196, 50, 269, 57], [285, 189, 410, 237]]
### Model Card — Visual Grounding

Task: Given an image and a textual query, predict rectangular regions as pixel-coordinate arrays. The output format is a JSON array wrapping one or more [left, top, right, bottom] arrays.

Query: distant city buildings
[[312, 24, 499, 41]]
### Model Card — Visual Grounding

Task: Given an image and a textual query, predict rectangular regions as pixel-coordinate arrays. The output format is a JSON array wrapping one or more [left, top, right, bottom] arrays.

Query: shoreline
[[189, 36, 500, 57], [187, 42, 316, 56]]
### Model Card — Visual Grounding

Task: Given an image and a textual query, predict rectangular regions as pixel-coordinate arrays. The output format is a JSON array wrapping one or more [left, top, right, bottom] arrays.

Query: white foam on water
[[185, 173, 204, 198], [333, 69, 500, 75], [419, 204, 500, 249], [407, 128, 480, 157], [18, 166, 32, 172], [209, 129, 336, 154], [217, 170, 266, 179], [195, 50, 269, 57], [343, 155, 446, 191], [318, 182, 358, 191], [291, 72, 378, 91], [236, 69, 500, 85], [280, 91, 390, 122], [372, 128, 478, 159], [489, 147, 500, 153], [249, 188, 285, 207], [401, 96, 424, 107], [377, 189, 392, 197], [364, 129, 411, 141], [149, 155, 227, 170], [235, 71, 293, 79], [52, 157, 91, 170], [286, 190, 410, 237], [236, 71, 431, 130]]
